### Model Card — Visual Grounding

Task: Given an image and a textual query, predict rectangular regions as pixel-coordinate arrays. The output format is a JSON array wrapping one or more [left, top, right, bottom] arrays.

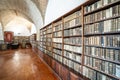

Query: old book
[[74, 63, 81, 73], [102, 10, 106, 19], [112, 5, 119, 16], [97, 72, 104, 80], [92, 47, 95, 56], [108, 62, 114, 75], [118, 4, 120, 15], [102, 0, 108, 6], [101, 36, 104, 46], [83, 66, 88, 77], [70, 29, 73, 36], [105, 61, 109, 73], [75, 17, 80, 25], [72, 54, 76, 61], [101, 48, 105, 58], [106, 49, 110, 59], [94, 2, 99, 9], [89, 57, 93, 67], [115, 64, 120, 78], [69, 60, 73, 68], [76, 55, 81, 63], [97, 0, 102, 8], [109, 49, 115, 61], [106, 8, 110, 18], [86, 68, 96, 80], [101, 60, 105, 72], [115, 49, 120, 62], [117, 18, 120, 31]]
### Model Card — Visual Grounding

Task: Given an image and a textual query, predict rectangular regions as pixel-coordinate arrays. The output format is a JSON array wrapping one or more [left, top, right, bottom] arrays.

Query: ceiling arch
[[0, 0, 48, 29]]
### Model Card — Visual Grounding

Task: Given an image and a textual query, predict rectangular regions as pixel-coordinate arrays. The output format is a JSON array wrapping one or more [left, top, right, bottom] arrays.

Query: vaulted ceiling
[[0, 0, 48, 28]]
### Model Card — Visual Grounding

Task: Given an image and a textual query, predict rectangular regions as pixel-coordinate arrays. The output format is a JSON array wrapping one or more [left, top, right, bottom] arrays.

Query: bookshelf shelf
[[63, 35, 82, 38], [84, 0, 120, 16], [84, 31, 120, 36], [85, 54, 120, 65], [63, 49, 82, 55], [53, 47, 62, 50], [85, 15, 120, 25], [85, 45, 120, 49], [63, 56, 81, 64], [64, 24, 82, 30], [64, 43, 82, 47], [53, 30, 62, 33]]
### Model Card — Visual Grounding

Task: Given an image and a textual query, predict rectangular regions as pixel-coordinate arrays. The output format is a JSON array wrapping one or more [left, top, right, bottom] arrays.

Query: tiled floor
[[0, 49, 60, 80]]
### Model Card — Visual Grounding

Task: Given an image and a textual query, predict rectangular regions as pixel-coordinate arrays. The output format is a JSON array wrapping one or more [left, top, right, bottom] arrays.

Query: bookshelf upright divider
[[62, 17, 64, 64], [81, 6, 85, 74], [51, 23, 54, 58]]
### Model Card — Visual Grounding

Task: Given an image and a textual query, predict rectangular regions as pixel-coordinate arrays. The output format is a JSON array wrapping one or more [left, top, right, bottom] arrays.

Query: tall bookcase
[[83, 0, 120, 80], [37, 0, 120, 80], [53, 20, 63, 63], [63, 9, 82, 74]]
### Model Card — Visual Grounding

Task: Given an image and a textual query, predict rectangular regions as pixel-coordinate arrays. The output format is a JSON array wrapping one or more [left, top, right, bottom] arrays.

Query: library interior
[[0, 0, 120, 80]]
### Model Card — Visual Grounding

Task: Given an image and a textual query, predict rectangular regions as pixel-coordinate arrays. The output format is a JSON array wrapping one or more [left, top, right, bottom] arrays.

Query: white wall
[[0, 23, 4, 40], [45, 0, 86, 25]]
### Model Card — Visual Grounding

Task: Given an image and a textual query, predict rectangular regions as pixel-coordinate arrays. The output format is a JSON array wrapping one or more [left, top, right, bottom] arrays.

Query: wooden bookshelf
[[37, 0, 120, 80], [83, 0, 120, 80]]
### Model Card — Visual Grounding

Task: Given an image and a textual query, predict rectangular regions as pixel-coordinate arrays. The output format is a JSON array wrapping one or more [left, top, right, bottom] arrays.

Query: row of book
[[47, 28, 52, 34], [42, 45, 46, 49], [53, 43, 62, 49], [53, 24, 62, 32], [64, 27, 82, 36], [64, 17, 81, 29], [53, 54, 62, 63], [64, 10, 81, 22], [42, 42, 47, 45], [84, 0, 119, 13], [84, 18, 120, 34], [47, 25, 52, 29], [46, 42, 52, 47], [46, 38, 52, 42], [84, 46, 120, 62], [84, 4, 120, 24], [83, 66, 117, 80], [64, 50, 81, 63], [38, 46, 43, 51], [63, 58, 81, 73], [46, 34, 52, 38], [53, 48, 62, 55], [38, 45, 42, 50], [53, 31, 62, 37], [40, 38, 47, 42], [41, 36, 46, 38], [53, 38, 62, 43], [84, 35, 120, 47], [43, 31, 46, 35], [64, 37, 82, 45], [43, 50, 47, 54], [46, 46, 52, 51], [64, 45, 82, 53], [84, 56, 120, 78], [46, 50, 53, 57]]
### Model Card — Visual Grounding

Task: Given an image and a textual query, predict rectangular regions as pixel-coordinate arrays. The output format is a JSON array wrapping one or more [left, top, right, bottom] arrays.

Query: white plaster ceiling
[[0, 0, 48, 30]]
